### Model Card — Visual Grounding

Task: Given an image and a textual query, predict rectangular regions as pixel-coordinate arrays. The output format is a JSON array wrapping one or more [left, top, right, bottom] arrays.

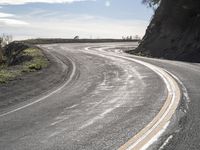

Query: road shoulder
[[0, 48, 69, 110]]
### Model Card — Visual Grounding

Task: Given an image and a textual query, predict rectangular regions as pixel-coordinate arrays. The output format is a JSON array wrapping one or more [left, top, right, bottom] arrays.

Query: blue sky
[[0, 0, 153, 40]]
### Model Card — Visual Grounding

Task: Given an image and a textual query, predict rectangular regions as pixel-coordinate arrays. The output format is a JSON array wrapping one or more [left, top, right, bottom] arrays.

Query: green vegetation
[[126, 50, 152, 57], [0, 48, 48, 83], [142, 0, 160, 7], [22, 48, 48, 72], [0, 69, 20, 83]]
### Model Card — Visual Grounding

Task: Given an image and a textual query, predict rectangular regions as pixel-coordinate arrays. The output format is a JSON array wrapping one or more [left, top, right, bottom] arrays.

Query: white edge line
[[0, 54, 76, 117], [158, 135, 173, 150]]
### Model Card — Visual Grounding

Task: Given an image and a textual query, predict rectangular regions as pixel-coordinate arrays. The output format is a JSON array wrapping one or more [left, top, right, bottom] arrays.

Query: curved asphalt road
[[0, 43, 168, 150], [0, 42, 197, 150]]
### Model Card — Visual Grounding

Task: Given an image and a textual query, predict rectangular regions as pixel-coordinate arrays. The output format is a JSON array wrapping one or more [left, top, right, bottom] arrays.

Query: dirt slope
[[137, 0, 200, 62]]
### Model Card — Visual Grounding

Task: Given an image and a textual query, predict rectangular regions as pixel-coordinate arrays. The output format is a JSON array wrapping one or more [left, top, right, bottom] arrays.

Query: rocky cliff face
[[137, 0, 200, 62]]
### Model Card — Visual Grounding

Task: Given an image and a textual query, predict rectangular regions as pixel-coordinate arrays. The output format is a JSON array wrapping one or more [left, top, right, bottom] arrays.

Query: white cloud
[[0, 18, 29, 26], [0, 0, 95, 5], [0, 12, 14, 17], [105, 1, 110, 7], [0, 11, 29, 26]]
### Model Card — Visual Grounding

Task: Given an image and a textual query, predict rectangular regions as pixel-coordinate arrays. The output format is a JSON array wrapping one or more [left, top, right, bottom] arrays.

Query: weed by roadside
[[22, 48, 48, 72], [0, 48, 49, 83]]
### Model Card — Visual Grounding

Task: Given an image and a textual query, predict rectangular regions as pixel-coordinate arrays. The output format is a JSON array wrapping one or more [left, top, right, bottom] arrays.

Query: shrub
[[28, 63, 42, 70], [3, 42, 29, 65]]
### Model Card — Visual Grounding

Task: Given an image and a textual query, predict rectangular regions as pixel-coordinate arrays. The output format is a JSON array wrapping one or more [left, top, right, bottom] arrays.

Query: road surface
[[0, 43, 198, 150]]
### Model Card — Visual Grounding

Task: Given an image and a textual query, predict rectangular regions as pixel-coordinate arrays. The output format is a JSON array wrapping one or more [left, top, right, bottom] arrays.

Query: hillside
[[136, 0, 200, 62]]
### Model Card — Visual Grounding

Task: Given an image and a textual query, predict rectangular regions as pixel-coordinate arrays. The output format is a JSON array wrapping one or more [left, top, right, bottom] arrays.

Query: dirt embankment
[[136, 0, 200, 62]]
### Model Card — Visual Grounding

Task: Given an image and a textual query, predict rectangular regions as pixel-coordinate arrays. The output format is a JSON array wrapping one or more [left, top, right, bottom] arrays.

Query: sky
[[0, 0, 153, 40]]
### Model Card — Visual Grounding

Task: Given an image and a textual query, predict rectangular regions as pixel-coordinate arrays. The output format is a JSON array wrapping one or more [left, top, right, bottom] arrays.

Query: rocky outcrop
[[137, 0, 200, 62]]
